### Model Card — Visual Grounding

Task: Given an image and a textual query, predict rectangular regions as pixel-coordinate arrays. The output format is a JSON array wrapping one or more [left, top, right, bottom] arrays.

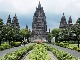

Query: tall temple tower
[[12, 14, 20, 29], [59, 13, 67, 28], [32, 1, 47, 40]]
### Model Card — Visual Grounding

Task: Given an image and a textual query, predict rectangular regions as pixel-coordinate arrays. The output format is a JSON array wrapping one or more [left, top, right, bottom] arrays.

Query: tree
[[2, 23, 20, 44], [0, 18, 4, 45], [19, 28, 31, 42], [71, 18, 80, 48], [2, 24, 12, 44], [50, 28, 62, 42]]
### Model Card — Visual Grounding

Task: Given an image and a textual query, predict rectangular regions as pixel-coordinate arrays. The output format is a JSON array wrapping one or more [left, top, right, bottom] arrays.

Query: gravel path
[[0, 43, 31, 57], [49, 44, 80, 59]]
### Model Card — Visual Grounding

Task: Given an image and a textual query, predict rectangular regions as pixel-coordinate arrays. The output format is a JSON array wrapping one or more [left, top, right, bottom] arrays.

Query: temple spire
[[68, 15, 72, 24], [26, 24, 28, 29], [63, 13, 64, 16], [8, 15, 10, 19], [39, 1, 40, 5], [38, 1, 41, 9], [15, 13, 16, 17], [69, 15, 71, 19], [7, 14, 11, 24]]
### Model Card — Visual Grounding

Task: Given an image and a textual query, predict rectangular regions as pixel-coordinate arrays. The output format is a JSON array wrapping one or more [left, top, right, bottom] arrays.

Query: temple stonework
[[6, 14, 20, 29], [12, 14, 20, 29], [32, 1, 47, 40], [59, 13, 73, 30]]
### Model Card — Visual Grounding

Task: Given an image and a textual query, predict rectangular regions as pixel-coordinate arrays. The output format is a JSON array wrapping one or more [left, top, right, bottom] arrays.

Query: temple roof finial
[[38, 1, 41, 8], [63, 13, 64, 16], [15, 13, 16, 17], [26, 24, 28, 29], [8, 14, 10, 18], [39, 1, 40, 5], [70, 15, 71, 18]]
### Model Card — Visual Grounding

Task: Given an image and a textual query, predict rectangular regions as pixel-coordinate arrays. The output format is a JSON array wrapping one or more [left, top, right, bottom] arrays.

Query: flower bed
[[52, 42, 80, 51], [44, 43, 78, 60], [1, 44, 35, 60], [28, 44, 51, 60], [0, 42, 11, 51], [1, 43, 78, 60], [27, 43, 78, 60]]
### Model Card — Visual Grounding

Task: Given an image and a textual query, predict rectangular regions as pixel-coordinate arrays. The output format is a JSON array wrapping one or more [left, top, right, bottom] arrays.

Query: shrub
[[44, 44, 78, 60], [28, 44, 51, 60], [13, 42, 21, 47], [0, 42, 11, 51], [73, 46, 78, 50], [24, 41, 28, 44], [59, 42, 64, 47], [52, 42, 55, 45], [63, 43, 69, 48], [78, 48, 80, 52], [1, 44, 35, 60]]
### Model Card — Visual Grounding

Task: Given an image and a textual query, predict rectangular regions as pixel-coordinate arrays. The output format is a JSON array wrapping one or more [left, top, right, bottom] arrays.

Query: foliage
[[43, 44, 78, 60], [28, 44, 51, 60], [50, 28, 62, 39], [1, 44, 35, 60], [0, 18, 4, 25], [1, 24, 20, 43], [10, 42, 21, 47], [52, 42, 80, 51], [19, 28, 31, 39], [0, 42, 11, 51], [0, 18, 4, 45]]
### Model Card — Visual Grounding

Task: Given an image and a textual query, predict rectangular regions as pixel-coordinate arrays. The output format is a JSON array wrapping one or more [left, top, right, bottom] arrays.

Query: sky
[[0, 0, 80, 31]]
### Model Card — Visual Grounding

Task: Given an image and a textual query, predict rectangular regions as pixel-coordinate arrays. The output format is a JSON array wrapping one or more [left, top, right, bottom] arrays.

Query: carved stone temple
[[31, 1, 48, 41]]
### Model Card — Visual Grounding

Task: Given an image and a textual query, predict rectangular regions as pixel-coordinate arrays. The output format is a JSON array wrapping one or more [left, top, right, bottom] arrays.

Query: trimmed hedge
[[43, 44, 78, 60], [52, 42, 80, 51], [1, 44, 35, 60], [0, 42, 11, 51], [28, 44, 51, 60], [11, 42, 21, 47]]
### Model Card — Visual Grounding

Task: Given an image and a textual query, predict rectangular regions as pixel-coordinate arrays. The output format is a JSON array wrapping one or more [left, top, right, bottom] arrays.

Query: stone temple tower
[[68, 16, 73, 30], [12, 14, 20, 29], [59, 13, 67, 28], [32, 1, 47, 40], [6, 15, 11, 25]]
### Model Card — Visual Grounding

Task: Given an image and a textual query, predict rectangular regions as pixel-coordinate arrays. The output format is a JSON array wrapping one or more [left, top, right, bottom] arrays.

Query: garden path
[[49, 44, 80, 59], [0, 43, 31, 58]]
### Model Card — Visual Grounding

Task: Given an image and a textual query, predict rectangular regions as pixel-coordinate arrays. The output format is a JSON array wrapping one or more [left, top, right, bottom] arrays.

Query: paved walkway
[[49, 44, 80, 59], [0, 43, 31, 57], [48, 51, 58, 60]]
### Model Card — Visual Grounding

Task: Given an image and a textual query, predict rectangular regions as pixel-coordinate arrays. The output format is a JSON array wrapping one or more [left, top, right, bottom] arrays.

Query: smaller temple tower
[[12, 14, 20, 29], [59, 13, 67, 28], [6, 15, 11, 25], [59, 13, 73, 30], [68, 16, 73, 30]]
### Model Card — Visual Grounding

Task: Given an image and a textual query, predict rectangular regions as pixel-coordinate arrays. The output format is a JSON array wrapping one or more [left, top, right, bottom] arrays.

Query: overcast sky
[[0, 0, 80, 31]]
